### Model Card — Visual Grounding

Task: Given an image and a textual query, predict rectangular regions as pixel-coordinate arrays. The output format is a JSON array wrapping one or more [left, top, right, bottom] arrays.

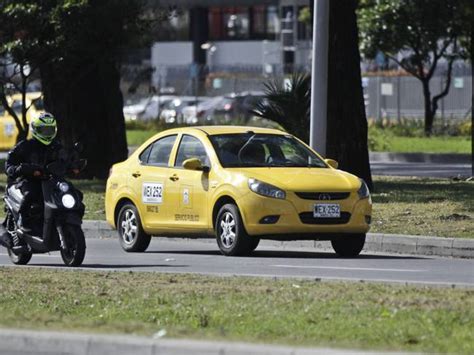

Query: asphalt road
[[1, 238, 473, 287], [370, 161, 471, 178]]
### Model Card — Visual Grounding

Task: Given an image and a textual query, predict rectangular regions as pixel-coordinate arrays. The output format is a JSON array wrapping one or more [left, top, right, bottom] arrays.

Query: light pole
[[309, 0, 329, 156]]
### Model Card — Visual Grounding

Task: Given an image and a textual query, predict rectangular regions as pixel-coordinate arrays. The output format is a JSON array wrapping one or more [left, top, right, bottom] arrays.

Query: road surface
[[370, 161, 471, 178], [1, 238, 473, 287]]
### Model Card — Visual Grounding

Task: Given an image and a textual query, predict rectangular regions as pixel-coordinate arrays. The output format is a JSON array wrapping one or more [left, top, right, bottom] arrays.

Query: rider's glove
[[17, 163, 43, 177]]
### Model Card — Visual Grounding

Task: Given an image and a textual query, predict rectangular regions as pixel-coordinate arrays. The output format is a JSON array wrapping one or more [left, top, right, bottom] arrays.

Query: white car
[[123, 95, 177, 121]]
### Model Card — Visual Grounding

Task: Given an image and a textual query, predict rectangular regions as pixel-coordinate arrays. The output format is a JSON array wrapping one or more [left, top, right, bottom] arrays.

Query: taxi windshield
[[209, 133, 328, 168]]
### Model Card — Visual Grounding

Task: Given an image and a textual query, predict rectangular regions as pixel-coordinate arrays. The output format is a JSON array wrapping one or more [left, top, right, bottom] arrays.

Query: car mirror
[[183, 158, 209, 173], [324, 159, 339, 169]]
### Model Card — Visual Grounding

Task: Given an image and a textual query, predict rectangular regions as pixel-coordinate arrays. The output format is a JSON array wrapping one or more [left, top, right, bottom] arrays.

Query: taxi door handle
[[169, 174, 179, 182], [132, 172, 141, 178]]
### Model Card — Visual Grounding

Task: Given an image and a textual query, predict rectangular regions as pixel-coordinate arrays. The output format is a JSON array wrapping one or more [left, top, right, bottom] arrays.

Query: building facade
[[149, 0, 311, 89]]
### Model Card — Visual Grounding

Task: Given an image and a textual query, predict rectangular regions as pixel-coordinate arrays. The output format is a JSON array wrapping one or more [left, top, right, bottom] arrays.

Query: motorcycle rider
[[0, 112, 64, 249]]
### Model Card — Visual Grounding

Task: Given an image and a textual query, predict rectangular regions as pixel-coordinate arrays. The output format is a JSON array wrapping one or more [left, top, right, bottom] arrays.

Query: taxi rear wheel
[[117, 203, 151, 253], [331, 234, 366, 257], [215, 204, 252, 256]]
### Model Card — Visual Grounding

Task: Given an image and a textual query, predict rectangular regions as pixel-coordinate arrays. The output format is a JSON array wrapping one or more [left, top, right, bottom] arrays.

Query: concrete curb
[[369, 152, 471, 164], [0, 329, 381, 355], [82, 220, 474, 259]]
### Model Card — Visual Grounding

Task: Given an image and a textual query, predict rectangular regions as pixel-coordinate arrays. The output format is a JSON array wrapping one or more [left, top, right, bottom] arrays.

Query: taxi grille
[[295, 192, 350, 200], [299, 212, 351, 225]]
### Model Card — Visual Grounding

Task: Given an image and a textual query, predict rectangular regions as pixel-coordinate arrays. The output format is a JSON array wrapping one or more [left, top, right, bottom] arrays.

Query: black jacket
[[5, 139, 63, 184]]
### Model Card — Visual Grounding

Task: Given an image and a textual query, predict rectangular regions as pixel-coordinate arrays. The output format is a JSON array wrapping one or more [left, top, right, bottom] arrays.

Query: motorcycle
[[1, 151, 87, 267]]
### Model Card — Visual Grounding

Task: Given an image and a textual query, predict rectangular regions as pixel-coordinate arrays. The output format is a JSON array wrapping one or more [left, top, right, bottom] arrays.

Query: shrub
[[368, 126, 392, 151]]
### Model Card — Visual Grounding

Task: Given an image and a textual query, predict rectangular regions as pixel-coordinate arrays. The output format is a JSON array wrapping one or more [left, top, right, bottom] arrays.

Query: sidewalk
[[83, 220, 474, 259], [0, 329, 407, 355]]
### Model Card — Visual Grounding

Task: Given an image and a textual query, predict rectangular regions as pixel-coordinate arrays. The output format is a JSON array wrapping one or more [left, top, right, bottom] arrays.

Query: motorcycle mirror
[[74, 142, 84, 153]]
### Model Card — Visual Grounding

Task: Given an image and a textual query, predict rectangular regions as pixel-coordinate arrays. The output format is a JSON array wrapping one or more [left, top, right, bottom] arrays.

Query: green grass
[[127, 129, 157, 146], [371, 177, 474, 238], [386, 136, 471, 154], [0, 269, 473, 353]]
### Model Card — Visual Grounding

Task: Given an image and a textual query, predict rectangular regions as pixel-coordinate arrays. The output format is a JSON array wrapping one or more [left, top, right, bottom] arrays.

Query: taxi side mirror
[[324, 159, 339, 169], [183, 158, 210, 173]]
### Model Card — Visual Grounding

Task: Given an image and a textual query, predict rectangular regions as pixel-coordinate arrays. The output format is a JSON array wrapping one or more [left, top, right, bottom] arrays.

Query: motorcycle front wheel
[[7, 248, 32, 265], [60, 225, 86, 267]]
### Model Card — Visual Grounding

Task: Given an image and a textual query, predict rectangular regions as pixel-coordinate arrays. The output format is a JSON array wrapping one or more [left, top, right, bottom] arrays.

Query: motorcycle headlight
[[357, 179, 370, 199], [248, 178, 286, 199], [58, 182, 70, 193], [62, 194, 76, 209]]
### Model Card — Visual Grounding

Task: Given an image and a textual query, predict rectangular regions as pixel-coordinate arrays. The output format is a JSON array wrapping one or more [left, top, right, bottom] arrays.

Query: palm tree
[[252, 73, 311, 142]]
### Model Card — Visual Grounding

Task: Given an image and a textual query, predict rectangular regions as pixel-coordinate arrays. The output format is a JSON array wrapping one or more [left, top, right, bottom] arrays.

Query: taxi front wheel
[[331, 234, 366, 257], [117, 203, 151, 252], [215, 204, 253, 256]]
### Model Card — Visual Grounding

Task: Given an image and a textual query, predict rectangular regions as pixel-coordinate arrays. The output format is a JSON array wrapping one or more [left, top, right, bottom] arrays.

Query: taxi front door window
[[175, 135, 209, 168]]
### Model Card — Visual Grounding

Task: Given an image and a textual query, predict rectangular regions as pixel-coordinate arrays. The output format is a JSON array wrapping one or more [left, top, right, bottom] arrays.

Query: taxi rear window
[[139, 135, 177, 166]]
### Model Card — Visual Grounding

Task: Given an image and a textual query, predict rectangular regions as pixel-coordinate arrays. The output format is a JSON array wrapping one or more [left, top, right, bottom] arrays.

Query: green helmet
[[31, 112, 57, 145]]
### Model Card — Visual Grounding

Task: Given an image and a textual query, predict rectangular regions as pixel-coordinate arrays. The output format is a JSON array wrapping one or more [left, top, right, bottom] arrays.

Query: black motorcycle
[[2, 156, 87, 267]]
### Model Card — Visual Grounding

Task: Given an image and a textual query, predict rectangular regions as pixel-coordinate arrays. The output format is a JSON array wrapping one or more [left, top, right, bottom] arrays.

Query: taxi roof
[[188, 126, 287, 136]]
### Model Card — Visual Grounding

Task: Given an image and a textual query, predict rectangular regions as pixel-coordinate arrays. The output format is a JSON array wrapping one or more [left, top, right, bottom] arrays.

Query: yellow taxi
[[0, 92, 43, 150], [106, 126, 372, 257]]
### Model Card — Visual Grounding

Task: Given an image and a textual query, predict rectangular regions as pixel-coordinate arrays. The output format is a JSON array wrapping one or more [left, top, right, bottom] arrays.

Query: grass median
[[0, 268, 472, 353], [0, 175, 472, 238], [371, 176, 474, 238]]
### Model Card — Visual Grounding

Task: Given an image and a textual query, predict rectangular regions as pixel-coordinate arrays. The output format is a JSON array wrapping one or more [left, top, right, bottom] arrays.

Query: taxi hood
[[237, 167, 361, 192]]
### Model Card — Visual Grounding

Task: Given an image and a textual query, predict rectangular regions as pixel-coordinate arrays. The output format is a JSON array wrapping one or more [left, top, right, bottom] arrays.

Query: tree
[[252, 73, 311, 142], [41, 0, 147, 178], [358, 0, 466, 136], [0, 0, 147, 178], [326, 0, 372, 189], [458, 0, 473, 177], [0, 2, 50, 142]]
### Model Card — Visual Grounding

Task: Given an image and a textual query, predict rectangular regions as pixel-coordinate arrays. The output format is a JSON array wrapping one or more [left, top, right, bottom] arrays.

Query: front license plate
[[314, 204, 340, 218]]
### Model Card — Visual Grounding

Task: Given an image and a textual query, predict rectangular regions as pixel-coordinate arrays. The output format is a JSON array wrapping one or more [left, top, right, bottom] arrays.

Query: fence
[[364, 75, 472, 121], [123, 64, 473, 121]]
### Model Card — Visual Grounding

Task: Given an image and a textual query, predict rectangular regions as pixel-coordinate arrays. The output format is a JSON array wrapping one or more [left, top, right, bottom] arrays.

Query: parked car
[[159, 97, 206, 124], [182, 96, 224, 124], [123, 95, 177, 121], [106, 126, 372, 257], [183, 91, 265, 125]]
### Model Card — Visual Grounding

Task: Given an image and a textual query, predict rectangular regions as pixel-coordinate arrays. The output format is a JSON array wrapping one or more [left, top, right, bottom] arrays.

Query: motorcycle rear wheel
[[60, 225, 86, 267], [7, 248, 32, 265]]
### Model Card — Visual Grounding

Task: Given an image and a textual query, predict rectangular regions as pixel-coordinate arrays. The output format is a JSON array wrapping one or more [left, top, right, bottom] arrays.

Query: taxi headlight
[[358, 179, 370, 199], [62, 194, 76, 209], [248, 178, 286, 200]]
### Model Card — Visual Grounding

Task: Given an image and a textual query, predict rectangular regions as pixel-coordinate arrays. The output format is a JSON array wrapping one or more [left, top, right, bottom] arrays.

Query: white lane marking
[[271, 265, 425, 272], [0, 253, 58, 258]]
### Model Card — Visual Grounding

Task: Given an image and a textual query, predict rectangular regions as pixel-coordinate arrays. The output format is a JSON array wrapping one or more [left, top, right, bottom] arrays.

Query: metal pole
[[397, 75, 401, 122], [309, 0, 329, 156]]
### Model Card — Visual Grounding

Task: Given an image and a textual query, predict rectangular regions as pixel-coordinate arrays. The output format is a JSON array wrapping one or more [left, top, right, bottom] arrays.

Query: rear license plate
[[313, 204, 340, 218]]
